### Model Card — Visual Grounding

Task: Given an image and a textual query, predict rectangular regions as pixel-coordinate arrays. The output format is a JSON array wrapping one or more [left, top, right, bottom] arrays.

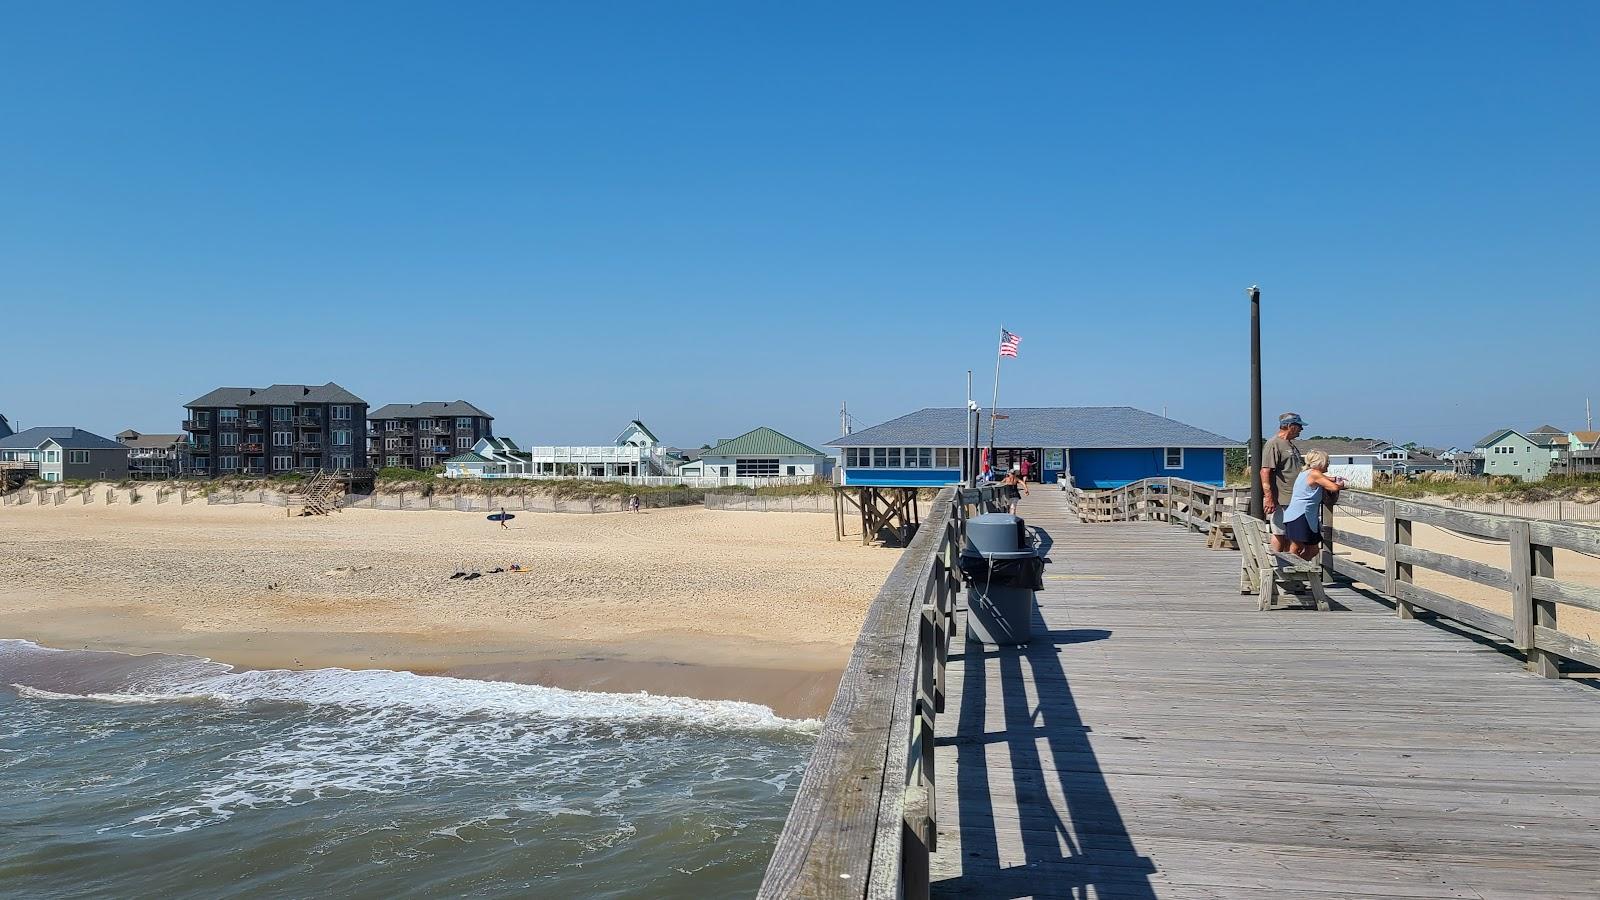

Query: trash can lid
[[964, 512, 1028, 555]]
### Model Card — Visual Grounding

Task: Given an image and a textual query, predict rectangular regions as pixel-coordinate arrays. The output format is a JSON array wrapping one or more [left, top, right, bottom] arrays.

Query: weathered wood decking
[[932, 488, 1600, 898]]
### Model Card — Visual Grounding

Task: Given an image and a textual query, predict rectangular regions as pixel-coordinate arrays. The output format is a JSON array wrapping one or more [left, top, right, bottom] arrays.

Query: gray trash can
[[961, 512, 1044, 645]]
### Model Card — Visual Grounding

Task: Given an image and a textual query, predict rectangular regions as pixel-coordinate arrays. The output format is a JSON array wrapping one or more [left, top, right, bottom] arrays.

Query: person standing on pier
[[1282, 449, 1345, 559], [1260, 412, 1306, 554]]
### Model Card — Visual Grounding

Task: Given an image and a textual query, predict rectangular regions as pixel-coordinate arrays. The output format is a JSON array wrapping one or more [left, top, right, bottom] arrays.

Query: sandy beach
[[0, 500, 895, 717]]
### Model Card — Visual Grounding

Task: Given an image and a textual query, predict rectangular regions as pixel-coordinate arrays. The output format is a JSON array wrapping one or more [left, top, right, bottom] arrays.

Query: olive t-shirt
[[1262, 436, 1303, 505]]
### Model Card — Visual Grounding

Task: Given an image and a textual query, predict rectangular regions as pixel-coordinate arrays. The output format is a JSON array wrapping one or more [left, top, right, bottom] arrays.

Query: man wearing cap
[[1261, 413, 1307, 553]]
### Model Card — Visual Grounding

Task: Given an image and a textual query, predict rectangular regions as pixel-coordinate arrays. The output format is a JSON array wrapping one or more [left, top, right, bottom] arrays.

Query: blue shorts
[[1283, 516, 1320, 546]]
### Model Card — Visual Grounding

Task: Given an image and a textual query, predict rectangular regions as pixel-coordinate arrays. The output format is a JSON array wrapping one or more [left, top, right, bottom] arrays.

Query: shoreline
[[0, 501, 894, 719], [0, 604, 849, 718]]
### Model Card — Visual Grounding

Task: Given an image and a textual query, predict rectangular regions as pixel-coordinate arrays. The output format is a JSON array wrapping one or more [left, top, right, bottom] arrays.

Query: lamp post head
[[1248, 285, 1260, 302]]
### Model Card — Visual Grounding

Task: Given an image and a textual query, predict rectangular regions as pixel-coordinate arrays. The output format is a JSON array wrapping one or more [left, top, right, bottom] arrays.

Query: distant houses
[[368, 401, 494, 471], [184, 383, 367, 476], [1476, 429, 1550, 481], [117, 429, 191, 480], [443, 436, 529, 479], [0, 427, 129, 483], [523, 420, 677, 478], [830, 407, 1237, 488], [676, 427, 831, 479]]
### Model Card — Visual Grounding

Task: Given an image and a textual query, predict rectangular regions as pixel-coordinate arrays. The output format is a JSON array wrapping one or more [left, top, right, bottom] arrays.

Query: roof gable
[[615, 420, 660, 445], [704, 427, 826, 458], [1475, 428, 1533, 448], [828, 407, 1238, 449]]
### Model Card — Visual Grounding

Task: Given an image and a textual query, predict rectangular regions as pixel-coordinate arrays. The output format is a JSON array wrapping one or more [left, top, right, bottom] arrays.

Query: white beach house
[[676, 427, 830, 480]]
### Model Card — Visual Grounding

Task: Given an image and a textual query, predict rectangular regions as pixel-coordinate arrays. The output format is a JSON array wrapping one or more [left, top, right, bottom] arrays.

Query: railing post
[[1384, 500, 1415, 618]]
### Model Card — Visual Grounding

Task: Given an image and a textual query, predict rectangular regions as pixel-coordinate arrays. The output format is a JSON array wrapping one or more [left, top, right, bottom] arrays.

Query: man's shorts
[[1270, 507, 1286, 536]]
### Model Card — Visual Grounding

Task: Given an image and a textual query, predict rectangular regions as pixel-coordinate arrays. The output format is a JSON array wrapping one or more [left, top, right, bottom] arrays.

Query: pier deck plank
[[930, 489, 1600, 899]]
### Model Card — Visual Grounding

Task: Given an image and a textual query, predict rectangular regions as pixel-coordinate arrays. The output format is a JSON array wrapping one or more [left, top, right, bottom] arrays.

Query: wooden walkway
[[930, 489, 1600, 899]]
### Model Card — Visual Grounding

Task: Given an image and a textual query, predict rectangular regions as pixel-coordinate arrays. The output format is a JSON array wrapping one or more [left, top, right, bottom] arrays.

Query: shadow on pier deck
[[930, 489, 1600, 898]]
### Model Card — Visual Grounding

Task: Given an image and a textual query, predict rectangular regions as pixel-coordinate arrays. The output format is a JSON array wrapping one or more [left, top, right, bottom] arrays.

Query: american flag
[[999, 329, 1021, 358]]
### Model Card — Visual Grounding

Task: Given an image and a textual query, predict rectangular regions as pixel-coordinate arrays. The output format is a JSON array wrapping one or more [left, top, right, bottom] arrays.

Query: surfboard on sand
[[487, 512, 515, 522]]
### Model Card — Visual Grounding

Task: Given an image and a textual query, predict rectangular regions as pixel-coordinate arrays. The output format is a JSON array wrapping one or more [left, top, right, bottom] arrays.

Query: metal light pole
[[1247, 285, 1265, 520]]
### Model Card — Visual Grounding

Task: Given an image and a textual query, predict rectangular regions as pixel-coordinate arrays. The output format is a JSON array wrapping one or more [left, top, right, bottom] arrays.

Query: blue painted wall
[[1069, 448, 1224, 489], [842, 468, 962, 487]]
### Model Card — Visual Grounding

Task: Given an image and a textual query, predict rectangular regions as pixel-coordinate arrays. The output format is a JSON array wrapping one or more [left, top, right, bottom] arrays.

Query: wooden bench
[[1233, 512, 1330, 611]]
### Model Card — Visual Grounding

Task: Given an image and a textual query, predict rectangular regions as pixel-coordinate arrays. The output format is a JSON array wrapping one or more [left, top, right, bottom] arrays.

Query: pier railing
[[1069, 477, 1600, 678], [1064, 476, 1247, 530], [1325, 490, 1600, 676], [761, 484, 1003, 899]]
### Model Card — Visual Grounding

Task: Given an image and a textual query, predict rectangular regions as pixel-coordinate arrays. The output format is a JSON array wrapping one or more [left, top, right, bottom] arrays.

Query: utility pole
[[967, 370, 977, 487], [1248, 285, 1265, 520], [841, 401, 849, 436]]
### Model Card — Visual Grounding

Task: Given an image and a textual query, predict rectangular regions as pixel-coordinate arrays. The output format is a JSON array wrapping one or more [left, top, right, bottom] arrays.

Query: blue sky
[[3, 3, 1596, 450]]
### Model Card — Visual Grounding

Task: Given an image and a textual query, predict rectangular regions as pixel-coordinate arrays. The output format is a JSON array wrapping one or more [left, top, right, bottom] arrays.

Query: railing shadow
[[935, 525, 1157, 899]]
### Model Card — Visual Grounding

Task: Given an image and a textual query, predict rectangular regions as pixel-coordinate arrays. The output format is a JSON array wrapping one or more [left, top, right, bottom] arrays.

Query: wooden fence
[[1063, 477, 1248, 531], [1067, 477, 1600, 678], [760, 484, 1004, 899], [1326, 490, 1600, 677]]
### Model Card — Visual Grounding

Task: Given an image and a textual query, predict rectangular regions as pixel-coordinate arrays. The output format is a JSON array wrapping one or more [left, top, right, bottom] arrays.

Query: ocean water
[[0, 640, 811, 899]]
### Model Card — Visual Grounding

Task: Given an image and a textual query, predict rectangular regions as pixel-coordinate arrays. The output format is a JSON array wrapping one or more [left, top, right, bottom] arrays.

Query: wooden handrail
[[762, 485, 999, 898], [1070, 478, 1600, 678]]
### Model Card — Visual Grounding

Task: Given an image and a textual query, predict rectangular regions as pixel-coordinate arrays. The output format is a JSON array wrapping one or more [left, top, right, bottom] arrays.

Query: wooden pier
[[763, 483, 1600, 898]]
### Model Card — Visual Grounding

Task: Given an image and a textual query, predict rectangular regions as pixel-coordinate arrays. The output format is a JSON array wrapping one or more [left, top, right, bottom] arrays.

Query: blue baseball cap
[[1279, 412, 1307, 427]]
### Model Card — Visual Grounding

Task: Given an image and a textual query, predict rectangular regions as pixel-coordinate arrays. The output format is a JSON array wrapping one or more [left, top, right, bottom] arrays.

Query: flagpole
[[988, 326, 1003, 459]]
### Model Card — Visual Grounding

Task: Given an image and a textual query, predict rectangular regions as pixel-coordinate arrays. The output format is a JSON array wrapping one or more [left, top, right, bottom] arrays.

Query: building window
[[273, 407, 292, 421], [218, 409, 239, 423], [194, 411, 210, 425], [787, 465, 796, 476], [872, 447, 887, 467], [332, 405, 351, 420], [935, 448, 962, 468], [456, 436, 472, 449], [273, 431, 293, 447], [418, 419, 434, 431], [245, 411, 261, 426], [386, 455, 404, 467], [419, 455, 436, 468], [68, 450, 90, 464], [457, 417, 472, 427], [220, 432, 238, 448], [272, 455, 293, 470], [1164, 447, 1184, 470], [737, 458, 780, 477], [333, 429, 351, 446], [219, 456, 239, 471], [917, 448, 933, 468], [719, 466, 730, 477]]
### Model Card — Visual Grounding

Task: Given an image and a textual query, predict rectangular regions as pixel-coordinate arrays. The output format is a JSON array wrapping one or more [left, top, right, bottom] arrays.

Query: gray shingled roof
[[0, 426, 126, 451], [1475, 428, 1527, 448], [369, 401, 493, 420], [828, 407, 1237, 449], [1299, 439, 1382, 457], [186, 383, 365, 408], [115, 430, 189, 450]]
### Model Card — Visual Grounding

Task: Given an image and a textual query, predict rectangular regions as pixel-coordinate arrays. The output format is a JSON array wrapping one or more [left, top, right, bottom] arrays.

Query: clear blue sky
[[3, 3, 1596, 450]]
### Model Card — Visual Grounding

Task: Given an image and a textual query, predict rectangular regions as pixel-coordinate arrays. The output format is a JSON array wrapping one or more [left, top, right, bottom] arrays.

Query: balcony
[[430, 424, 452, 435], [293, 415, 323, 428], [241, 420, 265, 430], [294, 441, 324, 452], [385, 426, 416, 437], [243, 466, 265, 476], [239, 442, 264, 453], [182, 419, 210, 431], [432, 445, 452, 454], [455, 426, 475, 435]]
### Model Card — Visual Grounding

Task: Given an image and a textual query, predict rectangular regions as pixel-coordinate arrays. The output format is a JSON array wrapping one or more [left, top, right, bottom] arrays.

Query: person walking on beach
[[497, 506, 510, 529], [1282, 449, 1345, 560], [1260, 412, 1306, 554], [1002, 466, 1028, 514], [629, 494, 641, 513]]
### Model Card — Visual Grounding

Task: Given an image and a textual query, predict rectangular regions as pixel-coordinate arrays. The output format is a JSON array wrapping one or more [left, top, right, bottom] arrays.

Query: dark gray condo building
[[367, 401, 494, 470], [183, 383, 368, 476]]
